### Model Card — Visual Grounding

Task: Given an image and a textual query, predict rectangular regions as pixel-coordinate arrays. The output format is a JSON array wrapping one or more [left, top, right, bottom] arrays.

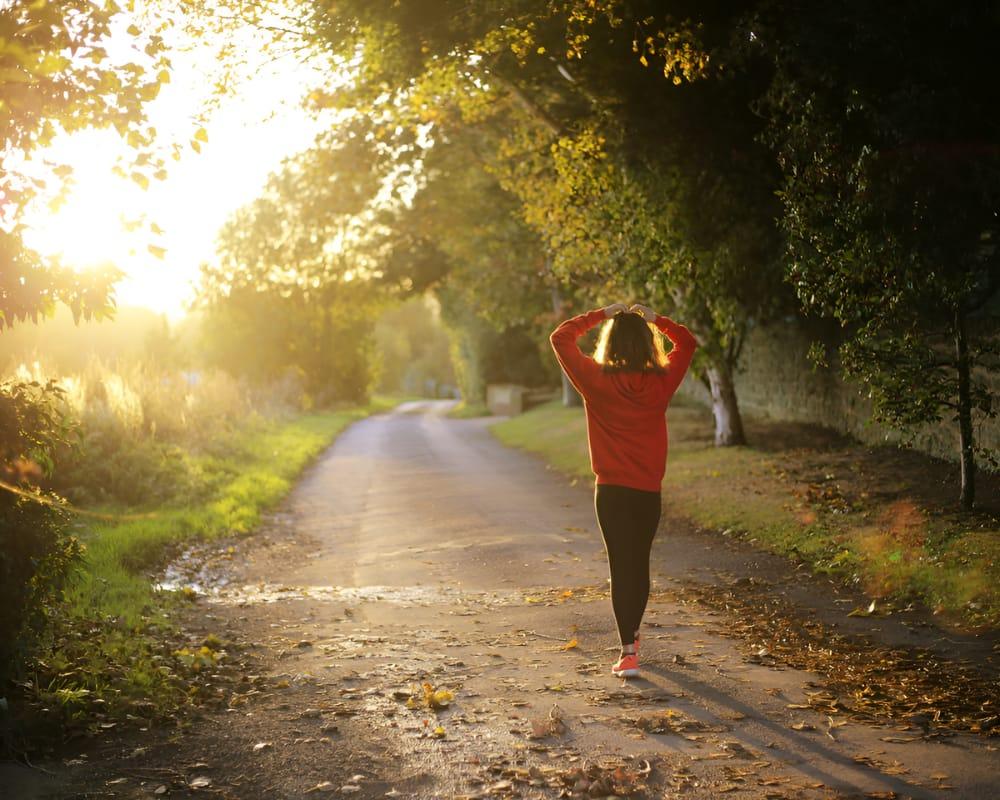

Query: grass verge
[[17, 394, 406, 742], [490, 398, 1000, 629], [446, 399, 492, 418]]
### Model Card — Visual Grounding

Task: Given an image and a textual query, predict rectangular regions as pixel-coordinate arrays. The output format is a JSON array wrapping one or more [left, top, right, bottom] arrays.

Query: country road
[[31, 399, 999, 799]]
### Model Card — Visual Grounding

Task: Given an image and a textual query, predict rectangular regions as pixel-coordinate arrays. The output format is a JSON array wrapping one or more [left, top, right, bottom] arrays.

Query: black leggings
[[594, 483, 662, 648]]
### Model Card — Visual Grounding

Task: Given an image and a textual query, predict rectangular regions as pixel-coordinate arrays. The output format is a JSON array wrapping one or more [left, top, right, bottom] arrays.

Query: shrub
[[0, 379, 84, 683]]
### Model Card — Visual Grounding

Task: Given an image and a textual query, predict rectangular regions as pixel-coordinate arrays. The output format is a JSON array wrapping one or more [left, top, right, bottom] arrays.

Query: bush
[[0, 495, 81, 683], [0, 379, 84, 683]]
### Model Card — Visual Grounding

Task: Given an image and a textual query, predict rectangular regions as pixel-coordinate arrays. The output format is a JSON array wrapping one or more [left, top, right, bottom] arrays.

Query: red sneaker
[[611, 651, 640, 678]]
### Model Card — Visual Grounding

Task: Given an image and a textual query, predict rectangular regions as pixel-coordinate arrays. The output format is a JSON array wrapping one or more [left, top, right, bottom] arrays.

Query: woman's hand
[[603, 303, 629, 318], [629, 303, 657, 322]]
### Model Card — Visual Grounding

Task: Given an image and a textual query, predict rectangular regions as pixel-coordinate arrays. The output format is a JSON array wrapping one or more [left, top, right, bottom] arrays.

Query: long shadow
[[632, 660, 941, 800]]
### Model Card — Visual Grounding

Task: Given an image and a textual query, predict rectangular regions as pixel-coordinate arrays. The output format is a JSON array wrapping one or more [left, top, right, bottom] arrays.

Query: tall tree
[[373, 126, 566, 403], [754, 0, 1000, 509], [298, 0, 792, 444], [196, 118, 390, 403]]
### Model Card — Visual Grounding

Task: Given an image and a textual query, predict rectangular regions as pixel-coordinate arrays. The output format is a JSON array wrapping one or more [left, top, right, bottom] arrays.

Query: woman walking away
[[549, 302, 698, 678]]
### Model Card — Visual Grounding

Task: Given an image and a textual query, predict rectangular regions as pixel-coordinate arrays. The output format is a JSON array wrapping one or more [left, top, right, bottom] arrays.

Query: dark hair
[[593, 311, 668, 373]]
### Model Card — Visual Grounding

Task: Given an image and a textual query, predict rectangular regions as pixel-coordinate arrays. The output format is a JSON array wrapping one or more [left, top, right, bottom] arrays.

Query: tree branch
[[488, 71, 566, 137]]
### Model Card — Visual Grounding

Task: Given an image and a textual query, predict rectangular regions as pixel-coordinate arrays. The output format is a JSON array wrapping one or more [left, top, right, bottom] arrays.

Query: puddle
[[155, 542, 234, 594], [165, 581, 528, 607]]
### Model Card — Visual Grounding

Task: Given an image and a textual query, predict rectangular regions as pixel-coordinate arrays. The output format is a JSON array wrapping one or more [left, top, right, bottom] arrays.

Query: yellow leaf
[[430, 689, 453, 708], [639, 54, 648, 67], [139, 82, 161, 101], [194, 127, 209, 143], [147, 244, 167, 259], [157, 69, 170, 83], [560, 638, 578, 650], [130, 172, 149, 190], [431, 725, 446, 738]]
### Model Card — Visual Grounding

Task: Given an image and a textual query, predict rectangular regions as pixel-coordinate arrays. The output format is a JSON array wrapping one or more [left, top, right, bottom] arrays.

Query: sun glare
[[18, 8, 334, 321]]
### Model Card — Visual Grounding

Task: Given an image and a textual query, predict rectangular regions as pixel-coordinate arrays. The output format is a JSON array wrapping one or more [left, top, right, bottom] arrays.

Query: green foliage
[[437, 284, 552, 404], [293, 0, 794, 443], [370, 126, 564, 398], [198, 283, 378, 406], [196, 119, 392, 405], [373, 295, 455, 396], [0, 378, 83, 683], [0, 377, 77, 472], [755, 0, 1000, 497], [0, 495, 81, 685]]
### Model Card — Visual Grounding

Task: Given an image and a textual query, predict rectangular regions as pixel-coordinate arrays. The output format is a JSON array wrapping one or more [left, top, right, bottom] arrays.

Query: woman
[[549, 302, 698, 678]]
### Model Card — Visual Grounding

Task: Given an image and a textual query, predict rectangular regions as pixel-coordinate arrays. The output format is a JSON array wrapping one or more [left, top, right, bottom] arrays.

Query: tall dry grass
[[6, 357, 310, 507]]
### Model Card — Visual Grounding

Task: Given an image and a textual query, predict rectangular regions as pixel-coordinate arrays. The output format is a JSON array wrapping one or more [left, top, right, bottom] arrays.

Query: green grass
[[446, 399, 492, 418], [27, 395, 406, 730], [490, 398, 1000, 629]]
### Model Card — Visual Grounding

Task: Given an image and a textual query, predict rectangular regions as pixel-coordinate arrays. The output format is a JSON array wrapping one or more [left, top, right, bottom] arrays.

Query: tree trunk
[[955, 307, 976, 511], [705, 362, 746, 446], [548, 271, 582, 408]]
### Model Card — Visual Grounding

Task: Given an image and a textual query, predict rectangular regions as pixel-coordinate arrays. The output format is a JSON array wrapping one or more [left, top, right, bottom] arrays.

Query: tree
[[196, 118, 390, 403], [755, 0, 1000, 509], [372, 295, 455, 397], [370, 124, 569, 404], [0, 0, 175, 329], [297, 0, 792, 444]]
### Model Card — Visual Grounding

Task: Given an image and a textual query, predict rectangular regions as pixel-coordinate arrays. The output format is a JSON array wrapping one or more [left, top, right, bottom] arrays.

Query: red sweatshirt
[[549, 308, 698, 492]]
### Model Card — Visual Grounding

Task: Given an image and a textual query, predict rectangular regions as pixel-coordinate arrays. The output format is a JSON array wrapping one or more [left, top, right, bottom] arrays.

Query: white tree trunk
[[705, 363, 746, 446]]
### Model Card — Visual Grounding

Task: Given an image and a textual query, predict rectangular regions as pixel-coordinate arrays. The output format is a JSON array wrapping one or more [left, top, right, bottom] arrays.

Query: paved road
[[35, 399, 999, 799]]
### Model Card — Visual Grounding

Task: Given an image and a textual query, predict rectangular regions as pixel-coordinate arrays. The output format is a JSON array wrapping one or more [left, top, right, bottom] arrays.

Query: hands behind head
[[602, 302, 657, 322], [629, 303, 657, 322]]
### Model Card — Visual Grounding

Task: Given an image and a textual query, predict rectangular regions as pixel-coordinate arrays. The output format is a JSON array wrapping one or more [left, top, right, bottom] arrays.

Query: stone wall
[[675, 315, 1000, 467]]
